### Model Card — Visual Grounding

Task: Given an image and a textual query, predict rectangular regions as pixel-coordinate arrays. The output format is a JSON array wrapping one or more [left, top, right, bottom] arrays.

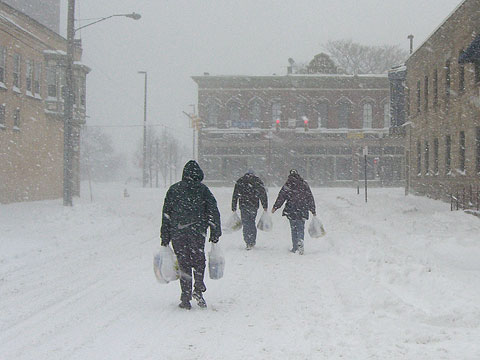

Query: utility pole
[[63, 0, 75, 206], [138, 71, 148, 187]]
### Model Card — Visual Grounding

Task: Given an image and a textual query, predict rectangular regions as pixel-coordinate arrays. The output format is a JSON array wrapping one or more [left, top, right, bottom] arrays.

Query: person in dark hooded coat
[[272, 169, 316, 255], [231, 170, 268, 250], [160, 160, 221, 309]]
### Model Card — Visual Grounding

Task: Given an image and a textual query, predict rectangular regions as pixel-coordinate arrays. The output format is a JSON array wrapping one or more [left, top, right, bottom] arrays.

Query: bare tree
[[80, 126, 122, 182], [134, 127, 185, 187], [324, 39, 408, 75]]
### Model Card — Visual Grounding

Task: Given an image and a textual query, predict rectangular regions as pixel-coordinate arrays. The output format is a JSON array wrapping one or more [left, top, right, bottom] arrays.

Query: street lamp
[[138, 71, 148, 188], [63, 0, 141, 206]]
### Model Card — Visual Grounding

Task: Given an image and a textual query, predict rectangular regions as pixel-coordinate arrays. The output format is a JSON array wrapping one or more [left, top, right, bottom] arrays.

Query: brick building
[[193, 72, 405, 186], [0, 2, 89, 203], [405, 0, 480, 201]]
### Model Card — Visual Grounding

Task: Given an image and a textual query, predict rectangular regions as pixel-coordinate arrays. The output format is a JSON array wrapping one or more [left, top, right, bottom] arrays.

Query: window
[[338, 101, 351, 128], [0, 46, 5, 85], [362, 103, 373, 128], [433, 138, 439, 175], [47, 66, 57, 98], [13, 53, 20, 89], [383, 103, 390, 128], [26, 60, 33, 93], [416, 80, 421, 113], [459, 50, 465, 94], [296, 103, 306, 127], [272, 102, 281, 126], [249, 100, 262, 127], [316, 102, 328, 128], [445, 135, 451, 174], [424, 76, 429, 112], [206, 101, 219, 127], [228, 101, 241, 127], [417, 141, 422, 176], [424, 140, 430, 175], [433, 69, 438, 110], [445, 60, 451, 103], [476, 127, 480, 174], [0, 104, 5, 128], [13, 108, 20, 129], [34, 62, 41, 95], [475, 61, 480, 85], [406, 87, 410, 117], [459, 131, 466, 173], [80, 77, 85, 106]]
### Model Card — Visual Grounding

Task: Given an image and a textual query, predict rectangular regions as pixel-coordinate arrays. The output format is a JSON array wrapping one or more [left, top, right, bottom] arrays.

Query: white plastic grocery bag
[[153, 246, 179, 283], [308, 216, 326, 238], [208, 243, 225, 280], [224, 211, 242, 233], [256, 211, 273, 232]]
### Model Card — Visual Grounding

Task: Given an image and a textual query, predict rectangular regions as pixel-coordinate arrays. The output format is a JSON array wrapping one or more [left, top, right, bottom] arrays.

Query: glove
[[161, 238, 169, 247], [209, 235, 219, 243]]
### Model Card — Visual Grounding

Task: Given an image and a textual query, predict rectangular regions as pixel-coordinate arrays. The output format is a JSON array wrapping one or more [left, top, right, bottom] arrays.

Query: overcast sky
[[65, 0, 461, 161]]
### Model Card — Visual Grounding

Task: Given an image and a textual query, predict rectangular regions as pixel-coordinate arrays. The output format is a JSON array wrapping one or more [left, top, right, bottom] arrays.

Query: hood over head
[[182, 160, 204, 182]]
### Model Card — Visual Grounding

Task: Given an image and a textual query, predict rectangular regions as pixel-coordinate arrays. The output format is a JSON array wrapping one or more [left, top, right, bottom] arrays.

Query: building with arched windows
[[193, 72, 405, 186]]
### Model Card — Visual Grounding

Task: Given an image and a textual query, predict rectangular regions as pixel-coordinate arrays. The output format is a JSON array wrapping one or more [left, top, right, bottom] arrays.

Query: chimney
[[408, 34, 414, 54]]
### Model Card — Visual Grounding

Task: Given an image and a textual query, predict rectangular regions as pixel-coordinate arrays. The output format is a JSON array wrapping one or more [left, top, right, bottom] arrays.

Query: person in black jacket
[[160, 160, 221, 309], [272, 169, 315, 255], [231, 170, 268, 250]]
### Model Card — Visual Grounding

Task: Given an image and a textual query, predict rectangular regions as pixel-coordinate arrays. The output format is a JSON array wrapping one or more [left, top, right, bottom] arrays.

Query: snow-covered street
[[1, 184, 480, 359]]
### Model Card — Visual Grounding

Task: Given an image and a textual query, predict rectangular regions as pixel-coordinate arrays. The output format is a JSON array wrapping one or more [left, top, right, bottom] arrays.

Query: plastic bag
[[224, 211, 242, 233], [308, 216, 326, 238], [256, 211, 273, 232], [153, 246, 179, 283], [208, 243, 225, 280]]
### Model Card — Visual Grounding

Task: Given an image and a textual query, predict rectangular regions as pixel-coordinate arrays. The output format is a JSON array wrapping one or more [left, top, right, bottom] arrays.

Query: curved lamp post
[[63, 0, 141, 206]]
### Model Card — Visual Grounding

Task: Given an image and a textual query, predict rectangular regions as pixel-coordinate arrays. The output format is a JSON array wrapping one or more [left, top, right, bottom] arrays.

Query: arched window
[[228, 101, 241, 128], [296, 103, 306, 127], [363, 103, 373, 128], [271, 102, 281, 127], [206, 101, 219, 127], [316, 102, 328, 128], [249, 100, 262, 128], [383, 103, 390, 128], [338, 101, 351, 128]]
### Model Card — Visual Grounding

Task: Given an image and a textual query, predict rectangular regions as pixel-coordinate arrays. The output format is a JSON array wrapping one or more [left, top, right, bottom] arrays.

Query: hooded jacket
[[231, 173, 268, 212], [160, 161, 221, 245], [273, 173, 316, 220]]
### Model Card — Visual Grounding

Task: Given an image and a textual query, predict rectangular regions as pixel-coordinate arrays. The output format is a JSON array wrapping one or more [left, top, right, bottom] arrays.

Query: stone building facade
[[405, 0, 480, 201], [193, 74, 405, 186], [0, 2, 89, 203]]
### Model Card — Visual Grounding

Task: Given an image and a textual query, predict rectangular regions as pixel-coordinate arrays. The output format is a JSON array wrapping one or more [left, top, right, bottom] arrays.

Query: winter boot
[[297, 240, 304, 255], [178, 300, 192, 310], [192, 291, 207, 308]]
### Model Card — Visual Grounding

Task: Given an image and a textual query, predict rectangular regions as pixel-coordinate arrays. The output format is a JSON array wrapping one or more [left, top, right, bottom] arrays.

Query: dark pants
[[240, 208, 257, 246], [288, 219, 305, 251], [172, 235, 206, 302]]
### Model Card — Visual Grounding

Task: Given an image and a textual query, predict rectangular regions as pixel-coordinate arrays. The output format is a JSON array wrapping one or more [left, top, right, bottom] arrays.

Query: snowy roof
[[192, 74, 389, 90]]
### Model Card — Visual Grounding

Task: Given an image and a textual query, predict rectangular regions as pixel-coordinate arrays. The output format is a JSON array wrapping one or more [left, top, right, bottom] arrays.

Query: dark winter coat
[[160, 161, 221, 246], [273, 173, 316, 220], [232, 173, 268, 212]]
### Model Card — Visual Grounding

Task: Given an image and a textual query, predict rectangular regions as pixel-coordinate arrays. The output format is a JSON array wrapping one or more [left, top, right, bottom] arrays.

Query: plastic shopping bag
[[256, 211, 273, 232], [224, 211, 242, 233], [208, 243, 225, 280], [308, 216, 326, 238], [153, 246, 179, 283]]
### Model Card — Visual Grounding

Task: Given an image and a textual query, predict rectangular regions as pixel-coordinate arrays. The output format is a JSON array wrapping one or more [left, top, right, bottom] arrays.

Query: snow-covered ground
[[1, 183, 480, 359]]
